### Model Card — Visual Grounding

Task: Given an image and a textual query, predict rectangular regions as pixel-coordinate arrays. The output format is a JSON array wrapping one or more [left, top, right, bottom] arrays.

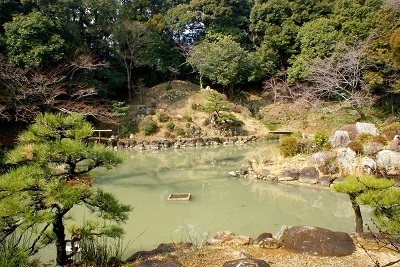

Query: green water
[[41, 141, 361, 261]]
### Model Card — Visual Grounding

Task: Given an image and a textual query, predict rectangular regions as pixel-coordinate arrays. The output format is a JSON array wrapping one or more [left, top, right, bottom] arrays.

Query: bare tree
[[0, 53, 112, 122], [305, 45, 374, 118]]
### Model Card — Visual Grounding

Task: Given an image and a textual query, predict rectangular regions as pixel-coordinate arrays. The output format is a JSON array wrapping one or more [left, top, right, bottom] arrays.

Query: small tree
[[0, 113, 131, 266], [202, 91, 241, 126]]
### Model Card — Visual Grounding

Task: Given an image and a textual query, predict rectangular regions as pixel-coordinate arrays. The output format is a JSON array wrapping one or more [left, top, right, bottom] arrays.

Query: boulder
[[337, 148, 357, 169], [130, 259, 183, 267], [278, 225, 355, 256], [223, 259, 270, 267], [312, 152, 334, 164], [318, 163, 339, 175], [207, 231, 251, 246], [361, 157, 377, 174], [331, 131, 350, 147], [126, 243, 191, 262], [279, 169, 300, 180], [376, 150, 400, 171], [298, 166, 319, 184], [256, 232, 279, 248], [356, 122, 379, 136]]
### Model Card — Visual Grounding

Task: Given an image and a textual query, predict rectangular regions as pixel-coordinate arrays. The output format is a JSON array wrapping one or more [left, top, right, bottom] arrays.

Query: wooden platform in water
[[167, 193, 191, 202]]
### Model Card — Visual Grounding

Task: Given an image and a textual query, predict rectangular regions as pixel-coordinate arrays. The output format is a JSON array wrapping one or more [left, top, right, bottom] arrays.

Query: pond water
[[93, 142, 360, 256], [41, 141, 364, 261]]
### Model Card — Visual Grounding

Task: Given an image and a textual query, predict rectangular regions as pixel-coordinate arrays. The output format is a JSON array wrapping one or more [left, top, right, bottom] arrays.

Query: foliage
[[78, 233, 127, 266], [156, 110, 169, 122], [279, 136, 300, 157], [380, 122, 400, 140], [347, 141, 364, 154], [166, 121, 175, 130], [183, 114, 192, 122], [0, 113, 131, 266], [334, 175, 398, 235], [0, 234, 39, 267], [187, 35, 255, 91], [138, 116, 158, 136], [4, 11, 65, 68], [202, 91, 240, 125], [312, 131, 330, 151], [112, 101, 130, 117]]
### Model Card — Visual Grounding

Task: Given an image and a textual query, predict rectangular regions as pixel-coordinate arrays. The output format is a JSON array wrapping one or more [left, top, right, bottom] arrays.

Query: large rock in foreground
[[278, 225, 355, 256], [223, 258, 270, 267]]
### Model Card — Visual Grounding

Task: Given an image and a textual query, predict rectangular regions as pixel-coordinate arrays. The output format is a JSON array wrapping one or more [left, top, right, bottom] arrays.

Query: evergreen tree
[[0, 113, 131, 266]]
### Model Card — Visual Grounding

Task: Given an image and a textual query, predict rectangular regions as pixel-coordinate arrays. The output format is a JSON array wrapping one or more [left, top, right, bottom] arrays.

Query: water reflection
[[75, 142, 356, 258]]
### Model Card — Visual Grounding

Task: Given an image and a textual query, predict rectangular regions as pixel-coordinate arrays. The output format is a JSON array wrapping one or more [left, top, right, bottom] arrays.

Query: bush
[[347, 141, 363, 154], [380, 122, 400, 140], [313, 131, 330, 150], [138, 117, 157, 136], [166, 121, 175, 130], [174, 127, 186, 137], [183, 114, 192, 122], [156, 110, 169, 122], [358, 133, 374, 144], [280, 136, 300, 157]]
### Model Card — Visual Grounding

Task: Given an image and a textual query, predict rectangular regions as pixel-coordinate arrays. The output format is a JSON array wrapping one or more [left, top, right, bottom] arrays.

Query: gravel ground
[[130, 239, 399, 267]]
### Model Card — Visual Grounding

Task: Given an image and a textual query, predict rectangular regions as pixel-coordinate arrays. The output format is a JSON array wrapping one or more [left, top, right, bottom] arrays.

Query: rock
[[239, 165, 249, 175], [256, 168, 271, 179], [228, 171, 239, 177], [278, 225, 355, 256], [207, 231, 251, 246], [130, 259, 183, 267], [337, 148, 357, 169], [376, 150, 400, 171], [331, 131, 350, 147], [312, 152, 333, 164], [256, 233, 279, 249], [278, 176, 296, 182], [126, 243, 191, 262], [356, 122, 379, 136], [223, 258, 270, 267], [298, 166, 319, 184], [362, 157, 376, 174], [318, 163, 339, 175], [363, 142, 384, 155], [279, 169, 300, 180], [318, 176, 333, 187]]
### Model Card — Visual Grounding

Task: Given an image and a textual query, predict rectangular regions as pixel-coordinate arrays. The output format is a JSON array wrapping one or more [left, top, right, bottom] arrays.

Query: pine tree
[[0, 113, 131, 266]]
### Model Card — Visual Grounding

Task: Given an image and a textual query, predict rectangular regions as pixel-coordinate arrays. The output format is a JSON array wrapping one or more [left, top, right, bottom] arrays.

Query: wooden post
[[92, 130, 112, 143]]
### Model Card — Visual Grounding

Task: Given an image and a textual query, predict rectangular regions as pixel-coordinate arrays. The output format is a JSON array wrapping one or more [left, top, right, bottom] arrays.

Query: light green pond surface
[[41, 141, 365, 261]]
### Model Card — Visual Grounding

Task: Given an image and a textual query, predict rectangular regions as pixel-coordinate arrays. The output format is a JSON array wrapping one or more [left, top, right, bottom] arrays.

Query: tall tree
[[4, 11, 65, 68], [187, 35, 254, 94], [0, 113, 131, 266], [112, 20, 161, 102]]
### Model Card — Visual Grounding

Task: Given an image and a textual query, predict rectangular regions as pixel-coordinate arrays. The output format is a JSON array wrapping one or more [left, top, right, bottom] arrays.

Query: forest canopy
[[0, 0, 399, 122]]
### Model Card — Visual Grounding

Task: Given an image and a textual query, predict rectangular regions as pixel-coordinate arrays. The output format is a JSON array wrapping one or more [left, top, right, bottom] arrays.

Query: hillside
[[126, 80, 271, 141]]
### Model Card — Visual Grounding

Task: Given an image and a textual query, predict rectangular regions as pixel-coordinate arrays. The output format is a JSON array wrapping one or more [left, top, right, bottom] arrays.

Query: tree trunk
[[350, 194, 364, 232], [53, 211, 69, 266]]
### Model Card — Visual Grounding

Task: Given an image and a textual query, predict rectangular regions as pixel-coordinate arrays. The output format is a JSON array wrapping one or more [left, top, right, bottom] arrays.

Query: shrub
[[174, 127, 186, 137], [313, 131, 330, 150], [183, 114, 192, 122], [358, 133, 374, 144], [372, 135, 387, 145], [165, 83, 172, 91], [166, 121, 175, 130], [156, 110, 169, 122], [347, 141, 363, 154], [280, 136, 300, 157], [380, 122, 400, 140], [138, 117, 157, 136]]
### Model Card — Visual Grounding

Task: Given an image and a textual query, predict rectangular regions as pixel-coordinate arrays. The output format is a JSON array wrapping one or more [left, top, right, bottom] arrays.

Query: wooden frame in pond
[[167, 193, 191, 202]]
